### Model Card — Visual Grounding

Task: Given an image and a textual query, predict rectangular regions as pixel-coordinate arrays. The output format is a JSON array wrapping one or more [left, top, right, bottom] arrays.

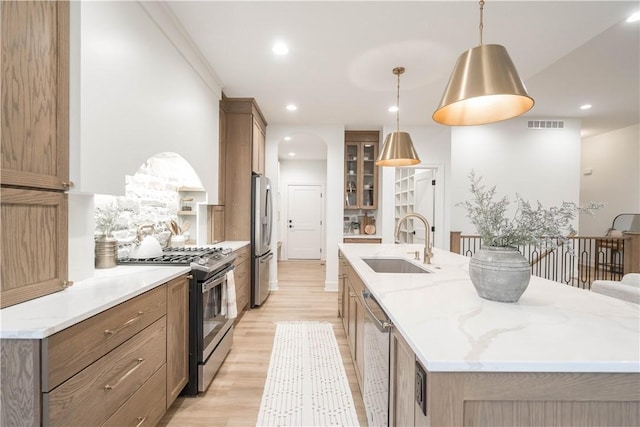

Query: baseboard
[[324, 280, 338, 292]]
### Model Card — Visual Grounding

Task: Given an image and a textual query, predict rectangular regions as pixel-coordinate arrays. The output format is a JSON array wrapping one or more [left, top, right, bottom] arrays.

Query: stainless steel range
[[119, 246, 236, 395]]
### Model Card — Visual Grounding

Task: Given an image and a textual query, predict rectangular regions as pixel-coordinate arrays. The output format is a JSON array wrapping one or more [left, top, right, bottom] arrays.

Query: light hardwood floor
[[159, 260, 367, 426]]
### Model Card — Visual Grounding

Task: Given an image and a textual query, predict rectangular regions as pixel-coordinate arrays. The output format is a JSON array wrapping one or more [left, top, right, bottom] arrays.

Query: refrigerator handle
[[265, 184, 273, 246], [260, 252, 274, 263]]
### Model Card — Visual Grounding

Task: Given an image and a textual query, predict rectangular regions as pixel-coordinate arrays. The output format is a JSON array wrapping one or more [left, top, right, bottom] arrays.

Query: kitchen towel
[[256, 321, 360, 426], [221, 270, 238, 319]]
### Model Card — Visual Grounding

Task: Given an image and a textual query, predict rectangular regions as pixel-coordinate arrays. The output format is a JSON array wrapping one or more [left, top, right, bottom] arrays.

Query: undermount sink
[[362, 257, 431, 274]]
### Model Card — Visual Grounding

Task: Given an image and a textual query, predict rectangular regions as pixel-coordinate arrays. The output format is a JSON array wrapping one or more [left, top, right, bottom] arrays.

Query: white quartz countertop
[[0, 241, 250, 340], [338, 243, 640, 373]]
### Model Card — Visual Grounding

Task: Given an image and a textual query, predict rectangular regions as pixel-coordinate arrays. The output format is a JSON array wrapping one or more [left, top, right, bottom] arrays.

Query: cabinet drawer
[[343, 237, 381, 243], [44, 285, 167, 390], [44, 318, 167, 427], [234, 245, 250, 265], [102, 364, 167, 427]]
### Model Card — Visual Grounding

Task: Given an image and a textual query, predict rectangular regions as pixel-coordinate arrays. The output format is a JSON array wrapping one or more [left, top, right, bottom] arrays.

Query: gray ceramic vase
[[469, 246, 531, 303]]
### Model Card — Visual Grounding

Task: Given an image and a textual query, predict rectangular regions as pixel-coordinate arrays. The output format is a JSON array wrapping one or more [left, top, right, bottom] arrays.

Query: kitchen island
[[338, 243, 640, 426]]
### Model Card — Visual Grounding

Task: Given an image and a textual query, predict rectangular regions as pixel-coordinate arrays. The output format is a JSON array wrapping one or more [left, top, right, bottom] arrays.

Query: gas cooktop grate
[[118, 247, 223, 266]]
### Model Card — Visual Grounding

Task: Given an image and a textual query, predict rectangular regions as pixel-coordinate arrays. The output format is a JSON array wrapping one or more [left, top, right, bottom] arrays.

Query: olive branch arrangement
[[458, 171, 603, 249]]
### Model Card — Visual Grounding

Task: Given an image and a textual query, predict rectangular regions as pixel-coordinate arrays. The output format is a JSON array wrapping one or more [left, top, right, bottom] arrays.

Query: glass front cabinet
[[344, 131, 379, 210]]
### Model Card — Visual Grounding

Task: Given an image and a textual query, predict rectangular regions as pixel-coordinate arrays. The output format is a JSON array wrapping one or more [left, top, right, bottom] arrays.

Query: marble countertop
[[338, 243, 640, 373], [0, 241, 250, 340]]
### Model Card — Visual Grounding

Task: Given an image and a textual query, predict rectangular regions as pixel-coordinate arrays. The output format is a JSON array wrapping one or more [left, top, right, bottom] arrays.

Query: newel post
[[450, 231, 462, 254]]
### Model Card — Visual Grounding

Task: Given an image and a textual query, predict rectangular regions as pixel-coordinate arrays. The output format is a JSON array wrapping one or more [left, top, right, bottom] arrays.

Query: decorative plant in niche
[[458, 171, 602, 249], [94, 202, 123, 238], [457, 171, 602, 303]]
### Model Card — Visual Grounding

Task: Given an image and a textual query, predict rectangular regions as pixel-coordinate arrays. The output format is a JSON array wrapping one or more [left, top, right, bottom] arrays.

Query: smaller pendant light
[[432, 0, 534, 126], [376, 67, 420, 166]]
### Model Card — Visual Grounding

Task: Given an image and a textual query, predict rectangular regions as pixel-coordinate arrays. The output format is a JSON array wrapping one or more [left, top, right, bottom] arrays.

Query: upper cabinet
[[219, 97, 267, 241], [344, 131, 379, 210], [1, 1, 70, 308], [1, 1, 70, 191]]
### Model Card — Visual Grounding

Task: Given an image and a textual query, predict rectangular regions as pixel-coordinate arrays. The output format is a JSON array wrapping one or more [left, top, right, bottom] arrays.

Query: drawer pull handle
[[135, 416, 147, 427], [104, 358, 144, 390], [104, 312, 144, 336]]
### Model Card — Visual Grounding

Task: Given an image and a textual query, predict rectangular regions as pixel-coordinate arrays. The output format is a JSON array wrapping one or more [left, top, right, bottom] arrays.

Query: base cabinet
[[390, 329, 416, 427], [166, 275, 189, 407], [233, 245, 251, 314], [0, 274, 191, 426]]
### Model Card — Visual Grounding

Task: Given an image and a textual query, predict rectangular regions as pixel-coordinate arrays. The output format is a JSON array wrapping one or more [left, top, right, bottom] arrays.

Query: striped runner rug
[[256, 321, 360, 427]]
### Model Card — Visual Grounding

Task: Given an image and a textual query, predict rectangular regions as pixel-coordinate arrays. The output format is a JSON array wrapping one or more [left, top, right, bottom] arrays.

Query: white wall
[[580, 124, 640, 235], [265, 125, 345, 291], [379, 125, 452, 248], [73, 1, 221, 197], [450, 118, 582, 235], [279, 159, 327, 260], [67, 1, 223, 281]]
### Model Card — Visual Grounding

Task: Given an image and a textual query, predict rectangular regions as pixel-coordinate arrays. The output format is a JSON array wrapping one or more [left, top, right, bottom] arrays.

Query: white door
[[287, 185, 323, 259], [414, 169, 436, 246]]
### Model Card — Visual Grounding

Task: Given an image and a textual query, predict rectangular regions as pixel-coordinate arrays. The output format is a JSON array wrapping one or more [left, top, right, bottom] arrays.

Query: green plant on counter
[[95, 202, 123, 238], [458, 171, 603, 249]]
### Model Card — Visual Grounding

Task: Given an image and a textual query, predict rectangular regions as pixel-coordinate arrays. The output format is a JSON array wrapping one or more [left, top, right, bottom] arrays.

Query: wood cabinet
[[344, 131, 379, 210], [343, 237, 382, 244], [390, 328, 416, 427], [233, 245, 251, 314], [1, 0, 69, 191], [166, 275, 189, 408], [220, 97, 267, 241], [44, 318, 167, 427], [252, 116, 266, 175], [0, 187, 69, 309], [0, 276, 192, 426], [340, 260, 366, 388], [207, 204, 226, 244], [0, 1, 71, 309]]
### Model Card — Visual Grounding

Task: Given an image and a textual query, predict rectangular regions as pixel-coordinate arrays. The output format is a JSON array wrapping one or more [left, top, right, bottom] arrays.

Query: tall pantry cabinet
[[1, 1, 71, 308], [218, 97, 267, 241]]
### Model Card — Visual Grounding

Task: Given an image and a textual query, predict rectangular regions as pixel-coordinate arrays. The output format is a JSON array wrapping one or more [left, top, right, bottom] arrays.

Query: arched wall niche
[[94, 152, 207, 248]]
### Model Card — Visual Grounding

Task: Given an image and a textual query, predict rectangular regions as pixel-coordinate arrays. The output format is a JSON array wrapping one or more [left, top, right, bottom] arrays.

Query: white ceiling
[[167, 1, 640, 160]]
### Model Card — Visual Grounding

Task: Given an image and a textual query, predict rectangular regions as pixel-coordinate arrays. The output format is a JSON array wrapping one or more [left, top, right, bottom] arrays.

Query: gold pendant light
[[432, 0, 534, 126], [376, 67, 421, 166]]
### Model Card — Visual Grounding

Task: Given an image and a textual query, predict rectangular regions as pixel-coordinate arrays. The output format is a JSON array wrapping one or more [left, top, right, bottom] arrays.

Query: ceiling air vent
[[528, 120, 564, 129]]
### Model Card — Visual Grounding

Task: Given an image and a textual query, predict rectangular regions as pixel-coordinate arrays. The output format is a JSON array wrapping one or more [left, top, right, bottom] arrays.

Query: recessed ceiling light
[[627, 11, 640, 22], [286, 104, 297, 111], [288, 152, 296, 157], [284, 136, 292, 141], [272, 42, 289, 55], [388, 106, 399, 113], [580, 104, 592, 110]]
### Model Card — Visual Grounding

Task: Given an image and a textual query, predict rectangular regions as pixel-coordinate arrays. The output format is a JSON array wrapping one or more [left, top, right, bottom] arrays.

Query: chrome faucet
[[395, 213, 433, 264]]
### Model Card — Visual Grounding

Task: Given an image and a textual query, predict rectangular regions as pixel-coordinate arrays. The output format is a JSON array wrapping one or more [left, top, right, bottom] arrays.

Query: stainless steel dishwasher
[[361, 289, 393, 427]]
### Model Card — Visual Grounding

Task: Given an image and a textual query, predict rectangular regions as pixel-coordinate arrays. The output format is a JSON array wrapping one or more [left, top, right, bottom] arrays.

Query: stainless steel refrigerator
[[251, 173, 273, 307]]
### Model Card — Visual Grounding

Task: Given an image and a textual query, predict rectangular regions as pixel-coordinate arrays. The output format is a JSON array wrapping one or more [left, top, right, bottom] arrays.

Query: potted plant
[[94, 202, 122, 268], [458, 172, 601, 302]]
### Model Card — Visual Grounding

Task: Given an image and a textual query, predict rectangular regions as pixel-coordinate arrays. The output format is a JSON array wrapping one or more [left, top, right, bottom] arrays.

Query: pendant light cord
[[479, 0, 485, 45], [396, 71, 400, 132]]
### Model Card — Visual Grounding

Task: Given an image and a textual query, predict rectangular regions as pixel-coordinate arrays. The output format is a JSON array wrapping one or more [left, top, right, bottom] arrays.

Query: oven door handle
[[202, 266, 234, 293]]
